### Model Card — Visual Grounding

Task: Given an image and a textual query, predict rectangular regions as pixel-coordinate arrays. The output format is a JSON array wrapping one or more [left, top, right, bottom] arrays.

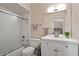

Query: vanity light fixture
[[47, 4, 66, 13]]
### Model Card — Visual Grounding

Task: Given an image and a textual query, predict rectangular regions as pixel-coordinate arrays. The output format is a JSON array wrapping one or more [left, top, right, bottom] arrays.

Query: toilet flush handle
[[22, 35, 25, 38], [21, 35, 25, 42]]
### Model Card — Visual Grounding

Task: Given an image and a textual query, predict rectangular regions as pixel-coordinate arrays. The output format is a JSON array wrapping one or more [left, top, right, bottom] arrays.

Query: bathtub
[[5, 47, 24, 56]]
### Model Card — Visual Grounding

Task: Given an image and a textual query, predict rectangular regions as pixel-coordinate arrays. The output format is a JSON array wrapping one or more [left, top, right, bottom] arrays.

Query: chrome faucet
[[54, 33, 59, 37]]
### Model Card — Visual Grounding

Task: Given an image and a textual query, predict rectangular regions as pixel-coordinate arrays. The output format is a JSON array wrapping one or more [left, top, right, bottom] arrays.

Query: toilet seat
[[22, 46, 35, 56]]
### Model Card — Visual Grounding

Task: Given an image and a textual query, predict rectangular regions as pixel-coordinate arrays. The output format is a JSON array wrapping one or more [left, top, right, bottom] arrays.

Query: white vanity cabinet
[[41, 40, 78, 56]]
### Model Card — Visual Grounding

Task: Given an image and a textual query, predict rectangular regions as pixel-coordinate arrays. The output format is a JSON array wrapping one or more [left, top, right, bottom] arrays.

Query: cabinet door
[[41, 41, 64, 56], [41, 45, 56, 56], [42, 45, 65, 56], [64, 43, 78, 56]]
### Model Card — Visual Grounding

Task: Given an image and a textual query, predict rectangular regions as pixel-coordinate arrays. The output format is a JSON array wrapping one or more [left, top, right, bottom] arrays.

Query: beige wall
[[72, 4, 79, 40], [31, 5, 47, 38], [64, 4, 71, 32]]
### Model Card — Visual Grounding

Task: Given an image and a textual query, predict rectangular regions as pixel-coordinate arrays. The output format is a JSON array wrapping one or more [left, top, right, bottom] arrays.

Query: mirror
[[43, 11, 66, 36]]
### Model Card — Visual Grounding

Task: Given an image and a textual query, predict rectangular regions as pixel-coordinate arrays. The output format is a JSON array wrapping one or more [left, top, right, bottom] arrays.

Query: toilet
[[22, 38, 40, 56]]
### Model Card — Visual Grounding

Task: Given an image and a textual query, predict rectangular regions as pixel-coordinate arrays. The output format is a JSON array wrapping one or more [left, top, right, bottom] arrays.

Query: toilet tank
[[29, 38, 40, 48]]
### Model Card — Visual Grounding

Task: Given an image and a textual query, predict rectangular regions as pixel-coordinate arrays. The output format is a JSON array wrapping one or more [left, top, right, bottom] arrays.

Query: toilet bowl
[[22, 38, 40, 56]]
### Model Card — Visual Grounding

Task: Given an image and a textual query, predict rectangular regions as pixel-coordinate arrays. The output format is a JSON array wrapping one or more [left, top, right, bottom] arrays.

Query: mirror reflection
[[43, 11, 65, 37], [53, 17, 64, 35]]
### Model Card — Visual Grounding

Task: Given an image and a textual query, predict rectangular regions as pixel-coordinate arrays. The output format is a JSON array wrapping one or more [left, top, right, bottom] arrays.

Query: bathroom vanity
[[41, 35, 79, 56]]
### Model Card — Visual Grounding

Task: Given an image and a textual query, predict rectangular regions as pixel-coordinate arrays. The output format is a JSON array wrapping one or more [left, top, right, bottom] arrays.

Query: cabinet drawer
[[41, 41, 64, 47], [64, 43, 78, 48]]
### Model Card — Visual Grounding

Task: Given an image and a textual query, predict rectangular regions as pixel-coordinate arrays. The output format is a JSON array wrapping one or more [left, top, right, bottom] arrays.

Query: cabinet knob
[[65, 45, 68, 48], [47, 43, 48, 45], [22, 35, 25, 38]]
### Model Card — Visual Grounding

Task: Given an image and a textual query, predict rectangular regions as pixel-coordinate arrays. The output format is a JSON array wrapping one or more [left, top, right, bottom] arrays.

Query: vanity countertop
[[41, 35, 79, 44]]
